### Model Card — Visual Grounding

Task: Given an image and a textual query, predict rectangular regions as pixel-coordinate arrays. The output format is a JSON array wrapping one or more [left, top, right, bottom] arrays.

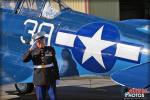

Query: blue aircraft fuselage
[[0, 3, 150, 88]]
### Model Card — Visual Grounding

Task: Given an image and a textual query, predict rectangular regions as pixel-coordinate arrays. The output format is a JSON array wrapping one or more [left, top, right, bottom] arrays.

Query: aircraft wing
[[0, 51, 33, 84], [120, 19, 150, 34], [111, 61, 150, 88]]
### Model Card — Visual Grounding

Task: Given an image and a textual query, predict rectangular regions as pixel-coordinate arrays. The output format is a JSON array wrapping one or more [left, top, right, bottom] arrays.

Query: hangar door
[[120, 0, 150, 20], [89, 0, 120, 21], [63, 0, 87, 13]]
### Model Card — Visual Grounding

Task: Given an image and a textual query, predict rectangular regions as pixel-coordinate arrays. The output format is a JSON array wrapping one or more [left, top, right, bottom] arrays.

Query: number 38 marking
[[21, 19, 54, 46]]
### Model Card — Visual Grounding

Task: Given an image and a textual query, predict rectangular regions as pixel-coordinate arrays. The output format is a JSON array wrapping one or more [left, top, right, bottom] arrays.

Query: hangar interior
[[65, 0, 150, 21], [1, 0, 149, 21]]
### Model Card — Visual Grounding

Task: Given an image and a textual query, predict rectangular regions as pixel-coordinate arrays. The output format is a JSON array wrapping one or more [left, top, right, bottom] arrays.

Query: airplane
[[0, 0, 150, 94]]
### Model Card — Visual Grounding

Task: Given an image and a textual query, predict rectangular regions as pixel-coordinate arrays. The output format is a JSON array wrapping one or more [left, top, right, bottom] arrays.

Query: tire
[[15, 83, 34, 94]]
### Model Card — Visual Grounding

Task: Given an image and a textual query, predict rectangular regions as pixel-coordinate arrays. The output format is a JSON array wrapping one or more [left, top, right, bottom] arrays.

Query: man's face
[[36, 38, 46, 48]]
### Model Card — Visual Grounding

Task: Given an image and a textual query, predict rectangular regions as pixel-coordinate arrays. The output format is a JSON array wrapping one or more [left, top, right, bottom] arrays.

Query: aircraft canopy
[[0, 0, 69, 19]]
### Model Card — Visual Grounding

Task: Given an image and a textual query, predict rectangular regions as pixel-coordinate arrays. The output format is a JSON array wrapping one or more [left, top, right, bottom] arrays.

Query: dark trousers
[[35, 83, 56, 100]]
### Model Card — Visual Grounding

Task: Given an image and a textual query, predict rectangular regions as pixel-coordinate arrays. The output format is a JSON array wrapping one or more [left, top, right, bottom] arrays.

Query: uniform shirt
[[23, 46, 59, 86]]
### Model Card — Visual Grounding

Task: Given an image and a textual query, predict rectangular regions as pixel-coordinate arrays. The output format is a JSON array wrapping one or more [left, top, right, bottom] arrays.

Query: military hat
[[32, 31, 46, 41]]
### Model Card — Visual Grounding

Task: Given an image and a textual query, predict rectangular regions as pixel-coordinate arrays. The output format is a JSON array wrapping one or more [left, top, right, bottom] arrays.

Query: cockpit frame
[[0, 0, 70, 18]]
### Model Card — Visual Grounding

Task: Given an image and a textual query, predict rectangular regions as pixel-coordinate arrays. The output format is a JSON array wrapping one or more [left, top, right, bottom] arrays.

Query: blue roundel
[[71, 22, 120, 73]]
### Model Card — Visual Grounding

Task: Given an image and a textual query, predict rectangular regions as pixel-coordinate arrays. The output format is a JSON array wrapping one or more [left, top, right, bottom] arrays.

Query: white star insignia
[[78, 26, 116, 69]]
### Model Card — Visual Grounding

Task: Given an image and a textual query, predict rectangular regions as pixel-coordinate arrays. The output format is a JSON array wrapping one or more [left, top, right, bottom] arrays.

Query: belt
[[34, 63, 54, 68]]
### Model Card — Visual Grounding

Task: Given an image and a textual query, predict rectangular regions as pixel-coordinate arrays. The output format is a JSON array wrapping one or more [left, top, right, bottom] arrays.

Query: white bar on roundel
[[115, 43, 141, 61], [55, 31, 77, 47]]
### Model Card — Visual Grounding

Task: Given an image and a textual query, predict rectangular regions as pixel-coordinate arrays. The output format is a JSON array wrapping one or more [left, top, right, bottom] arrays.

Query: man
[[23, 32, 59, 100]]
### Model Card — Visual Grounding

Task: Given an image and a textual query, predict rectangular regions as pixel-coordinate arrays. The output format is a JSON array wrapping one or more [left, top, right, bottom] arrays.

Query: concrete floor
[[0, 79, 149, 100]]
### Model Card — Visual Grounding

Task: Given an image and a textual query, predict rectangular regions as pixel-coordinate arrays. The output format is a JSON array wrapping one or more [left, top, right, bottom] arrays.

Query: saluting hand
[[29, 41, 37, 51]]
